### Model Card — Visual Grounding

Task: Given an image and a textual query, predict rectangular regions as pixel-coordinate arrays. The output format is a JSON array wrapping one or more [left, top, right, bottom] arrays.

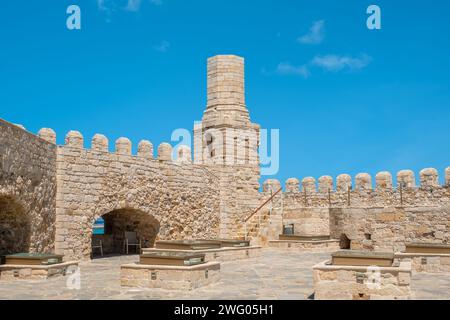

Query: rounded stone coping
[[312, 260, 411, 273], [268, 239, 339, 244], [0, 261, 78, 270], [142, 246, 261, 254], [395, 252, 450, 258], [121, 261, 220, 271]]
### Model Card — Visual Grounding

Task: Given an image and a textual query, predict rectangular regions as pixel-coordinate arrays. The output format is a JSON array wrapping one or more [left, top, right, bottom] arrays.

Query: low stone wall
[[0, 261, 78, 281], [280, 207, 329, 236], [313, 260, 412, 300], [395, 253, 450, 273], [121, 262, 220, 290], [268, 240, 339, 252], [329, 206, 450, 252]]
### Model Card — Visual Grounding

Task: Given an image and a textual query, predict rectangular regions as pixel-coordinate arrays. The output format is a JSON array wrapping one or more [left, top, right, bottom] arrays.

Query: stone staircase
[[236, 189, 284, 246]]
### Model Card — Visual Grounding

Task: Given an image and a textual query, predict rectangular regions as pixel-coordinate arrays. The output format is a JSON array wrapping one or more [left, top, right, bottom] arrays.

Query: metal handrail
[[244, 187, 283, 223]]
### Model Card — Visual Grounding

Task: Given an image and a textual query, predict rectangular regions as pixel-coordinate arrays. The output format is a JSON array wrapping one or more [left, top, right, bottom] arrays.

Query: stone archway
[[90, 208, 160, 258], [0, 195, 30, 259]]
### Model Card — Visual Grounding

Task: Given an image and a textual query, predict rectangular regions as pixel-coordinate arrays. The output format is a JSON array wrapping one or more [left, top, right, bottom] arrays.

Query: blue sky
[[1, 0, 449, 186]]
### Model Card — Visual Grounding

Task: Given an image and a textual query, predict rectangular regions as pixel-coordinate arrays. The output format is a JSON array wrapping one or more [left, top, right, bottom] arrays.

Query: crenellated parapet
[[446, 167, 450, 186], [31, 128, 198, 168], [285, 178, 300, 193], [137, 140, 153, 160], [92, 134, 108, 152], [337, 174, 352, 192], [375, 172, 393, 191], [263, 179, 281, 193], [355, 173, 372, 191], [38, 128, 56, 144], [302, 177, 316, 193], [176, 145, 192, 164], [318, 176, 333, 194], [263, 167, 450, 208], [397, 170, 415, 188], [420, 168, 439, 187]]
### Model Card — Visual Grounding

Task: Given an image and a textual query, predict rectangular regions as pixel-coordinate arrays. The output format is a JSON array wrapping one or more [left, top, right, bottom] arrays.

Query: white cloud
[[312, 54, 372, 72], [154, 40, 170, 52], [276, 62, 310, 78], [125, 0, 142, 12], [298, 20, 325, 45], [97, 0, 147, 13]]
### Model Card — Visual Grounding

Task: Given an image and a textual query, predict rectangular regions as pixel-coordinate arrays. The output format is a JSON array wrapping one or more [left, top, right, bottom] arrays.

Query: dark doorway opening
[[90, 208, 160, 259]]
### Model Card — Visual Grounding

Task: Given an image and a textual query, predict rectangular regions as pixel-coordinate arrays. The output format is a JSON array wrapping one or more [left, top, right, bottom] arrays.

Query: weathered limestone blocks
[[395, 253, 450, 273], [420, 168, 439, 187], [120, 262, 220, 290], [0, 119, 57, 255], [263, 179, 281, 193], [376, 171, 393, 191], [176, 145, 192, 164], [355, 173, 372, 190], [282, 207, 330, 236], [92, 134, 108, 152], [397, 170, 415, 188], [65, 131, 83, 148], [285, 178, 299, 193], [302, 177, 316, 193], [318, 176, 333, 193], [0, 261, 78, 281], [137, 140, 153, 159], [115, 137, 132, 155], [268, 239, 339, 252], [158, 143, 173, 161], [207, 55, 245, 108], [337, 174, 352, 192], [313, 260, 412, 300], [38, 128, 56, 144], [446, 167, 450, 186]]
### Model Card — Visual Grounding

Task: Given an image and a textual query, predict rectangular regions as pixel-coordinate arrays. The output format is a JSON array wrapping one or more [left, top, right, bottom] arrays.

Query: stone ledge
[[0, 261, 79, 281], [312, 260, 411, 273], [121, 261, 220, 271]]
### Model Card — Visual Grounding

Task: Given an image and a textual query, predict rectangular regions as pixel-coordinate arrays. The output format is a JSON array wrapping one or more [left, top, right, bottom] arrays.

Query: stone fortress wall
[[1, 54, 450, 261], [262, 168, 450, 251], [53, 131, 222, 260], [0, 119, 57, 255]]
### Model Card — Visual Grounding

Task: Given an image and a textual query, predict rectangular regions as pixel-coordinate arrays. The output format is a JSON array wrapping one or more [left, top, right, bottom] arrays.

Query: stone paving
[[0, 249, 449, 300]]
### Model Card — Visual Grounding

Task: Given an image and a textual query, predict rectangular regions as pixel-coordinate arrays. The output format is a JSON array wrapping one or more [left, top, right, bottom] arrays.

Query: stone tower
[[194, 55, 261, 238], [194, 55, 260, 168]]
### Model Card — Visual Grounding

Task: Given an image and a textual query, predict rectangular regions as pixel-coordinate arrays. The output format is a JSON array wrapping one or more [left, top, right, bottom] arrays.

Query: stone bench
[[405, 242, 450, 254], [142, 245, 261, 263], [395, 243, 450, 273], [0, 253, 78, 281], [332, 250, 394, 267], [0, 261, 79, 281], [121, 261, 220, 290]]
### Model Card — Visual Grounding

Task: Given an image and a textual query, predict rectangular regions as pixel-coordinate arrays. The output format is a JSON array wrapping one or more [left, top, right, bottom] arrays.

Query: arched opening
[[90, 208, 160, 258], [0, 195, 30, 263], [339, 234, 351, 250]]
